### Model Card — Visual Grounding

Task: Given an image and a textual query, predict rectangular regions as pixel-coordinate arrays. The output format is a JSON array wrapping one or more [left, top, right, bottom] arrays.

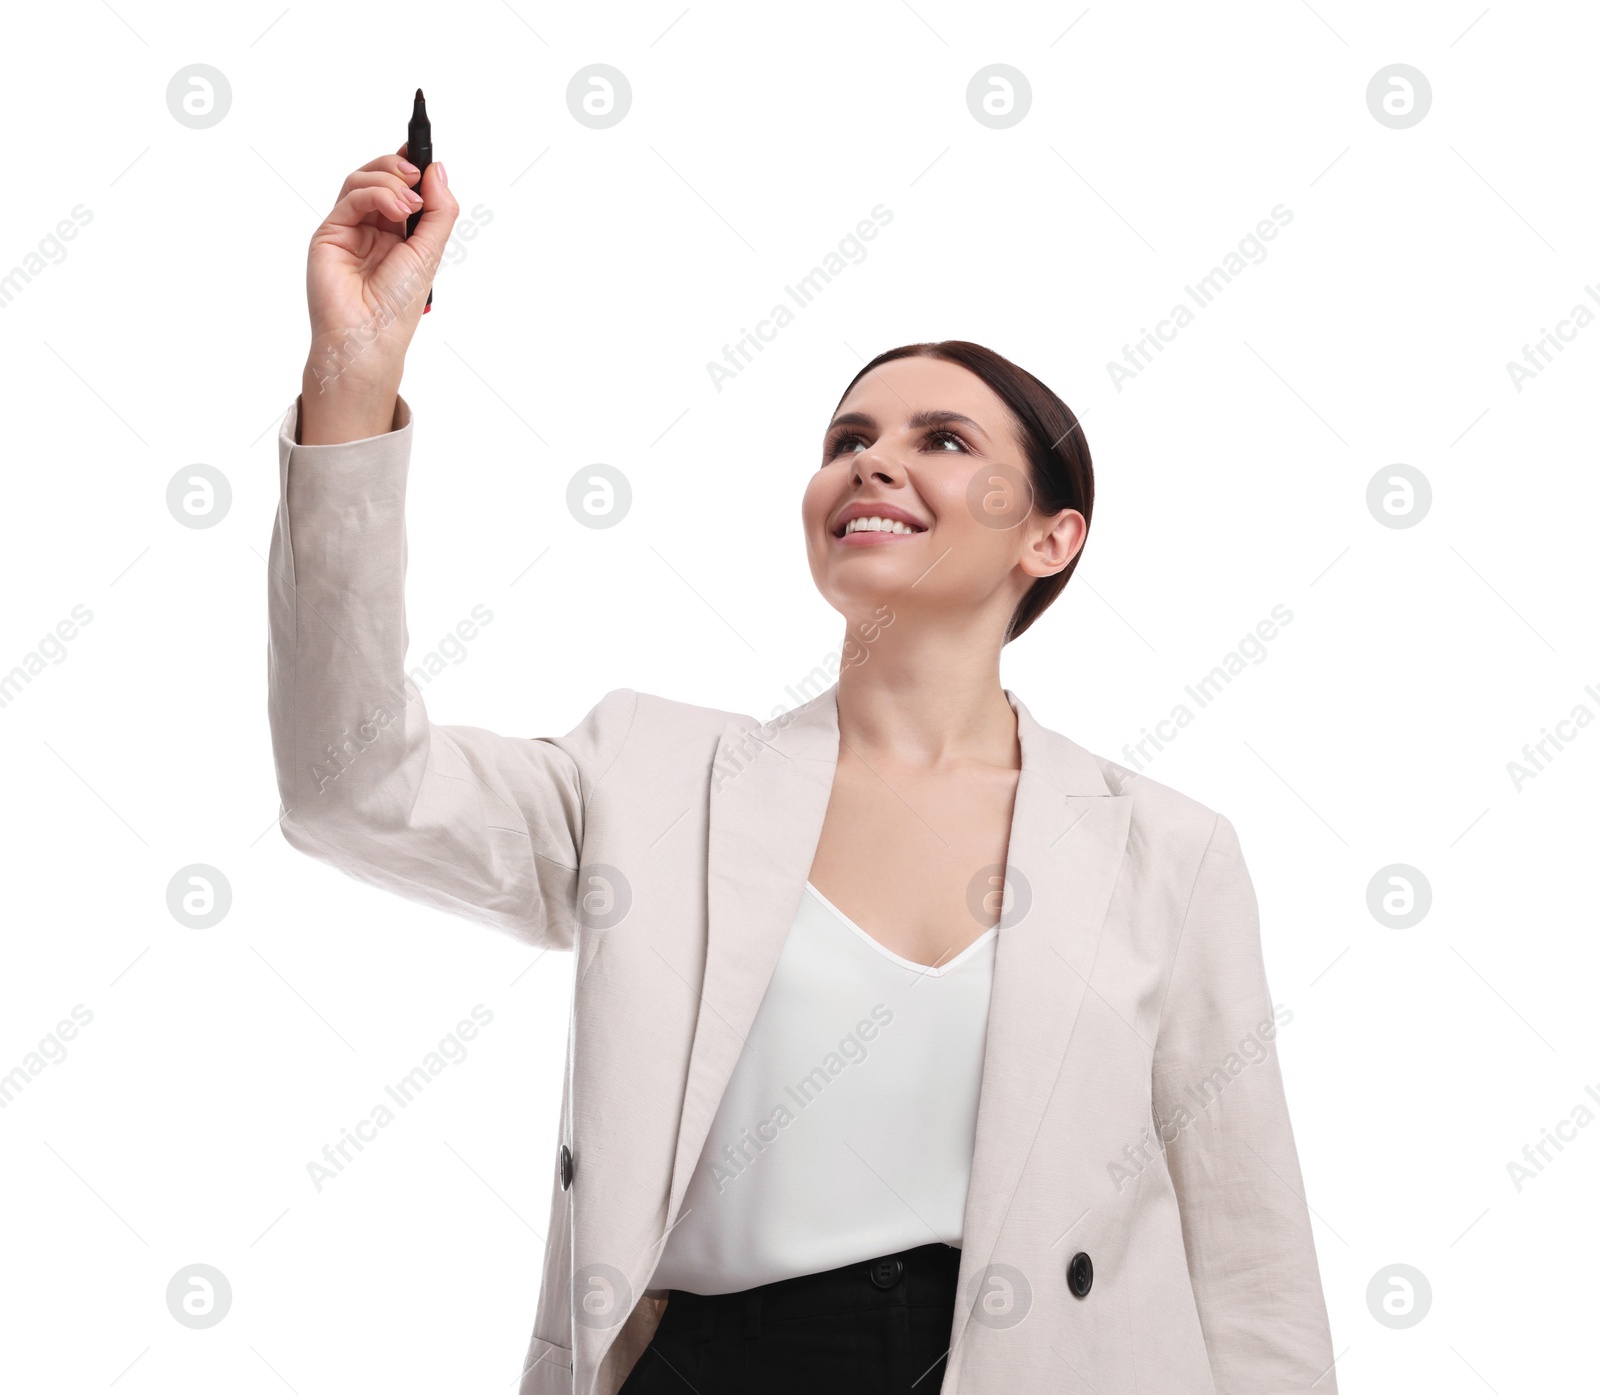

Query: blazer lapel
[[664, 685, 843, 1230], [949, 692, 1133, 1356]]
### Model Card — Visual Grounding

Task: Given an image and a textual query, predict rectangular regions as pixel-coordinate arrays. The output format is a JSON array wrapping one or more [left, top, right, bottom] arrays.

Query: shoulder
[[582, 687, 755, 756], [1116, 761, 1222, 837], [551, 688, 748, 793], [1034, 716, 1230, 851], [625, 688, 754, 734], [1049, 731, 1256, 915]]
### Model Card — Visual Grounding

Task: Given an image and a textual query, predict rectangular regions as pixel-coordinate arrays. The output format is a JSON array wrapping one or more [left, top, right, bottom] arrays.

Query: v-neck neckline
[[804, 880, 998, 977]]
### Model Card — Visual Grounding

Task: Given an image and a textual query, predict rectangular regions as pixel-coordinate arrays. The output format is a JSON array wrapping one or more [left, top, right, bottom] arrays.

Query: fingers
[[339, 169, 417, 202], [395, 161, 458, 272], [314, 150, 446, 267], [323, 183, 420, 231], [340, 170, 416, 234], [352, 151, 421, 183], [334, 153, 422, 237]]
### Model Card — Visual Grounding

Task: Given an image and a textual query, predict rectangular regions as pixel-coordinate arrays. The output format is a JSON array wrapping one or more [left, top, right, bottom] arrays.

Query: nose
[[851, 443, 904, 487]]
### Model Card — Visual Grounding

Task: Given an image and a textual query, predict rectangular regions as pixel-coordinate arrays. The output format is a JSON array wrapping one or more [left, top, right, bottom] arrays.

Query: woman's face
[[802, 355, 1084, 639]]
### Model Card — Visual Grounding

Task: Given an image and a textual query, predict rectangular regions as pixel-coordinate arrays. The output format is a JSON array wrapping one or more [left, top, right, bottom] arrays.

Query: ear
[[1020, 507, 1087, 579]]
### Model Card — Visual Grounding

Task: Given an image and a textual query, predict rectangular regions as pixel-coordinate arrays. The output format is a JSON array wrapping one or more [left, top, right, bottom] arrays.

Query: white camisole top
[[650, 880, 998, 1295]]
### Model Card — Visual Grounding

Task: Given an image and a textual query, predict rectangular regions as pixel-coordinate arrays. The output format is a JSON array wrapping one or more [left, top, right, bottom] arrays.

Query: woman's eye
[[824, 427, 969, 458]]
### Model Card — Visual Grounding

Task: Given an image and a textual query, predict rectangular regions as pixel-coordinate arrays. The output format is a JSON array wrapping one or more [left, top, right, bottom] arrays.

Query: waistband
[[662, 1243, 961, 1337]]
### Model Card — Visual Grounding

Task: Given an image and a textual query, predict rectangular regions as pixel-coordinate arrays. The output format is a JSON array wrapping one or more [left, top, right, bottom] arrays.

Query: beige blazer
[[268, 396, 1338, 1395]]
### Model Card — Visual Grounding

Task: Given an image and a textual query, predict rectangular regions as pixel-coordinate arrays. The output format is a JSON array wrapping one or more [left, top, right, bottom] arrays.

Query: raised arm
[[1151, 812, 1338, 1394], [267, 146, 637, 950]]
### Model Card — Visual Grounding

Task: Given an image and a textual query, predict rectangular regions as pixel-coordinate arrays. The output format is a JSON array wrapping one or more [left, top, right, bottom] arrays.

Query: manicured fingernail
[[436, 163, 448, 188], [404, 188, 424, 207], [398, 159, 419, 177]]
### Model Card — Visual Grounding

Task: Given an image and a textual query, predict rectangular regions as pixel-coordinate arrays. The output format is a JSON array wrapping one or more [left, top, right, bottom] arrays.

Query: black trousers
[[619, 1242, 961, 1393]]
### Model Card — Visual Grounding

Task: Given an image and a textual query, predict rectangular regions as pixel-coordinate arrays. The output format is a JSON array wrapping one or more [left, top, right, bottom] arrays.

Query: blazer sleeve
[[266, 394, 639, 952], [1151, 811, 1338, 1395]]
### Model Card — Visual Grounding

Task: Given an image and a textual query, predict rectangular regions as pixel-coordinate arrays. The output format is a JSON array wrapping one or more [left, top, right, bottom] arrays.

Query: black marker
[[406, 87, 433, 313]]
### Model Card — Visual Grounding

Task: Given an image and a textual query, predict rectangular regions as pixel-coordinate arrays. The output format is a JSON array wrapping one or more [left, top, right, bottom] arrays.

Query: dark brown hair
[[831, 340, 1093, 644]]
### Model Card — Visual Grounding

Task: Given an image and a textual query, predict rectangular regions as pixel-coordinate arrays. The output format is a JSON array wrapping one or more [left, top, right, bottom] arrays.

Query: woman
[[269, 151, 1338, 1395]]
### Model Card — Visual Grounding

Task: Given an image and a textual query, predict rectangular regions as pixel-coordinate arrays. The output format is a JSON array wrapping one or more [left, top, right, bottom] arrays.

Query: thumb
[[403, 161, 459, 275]]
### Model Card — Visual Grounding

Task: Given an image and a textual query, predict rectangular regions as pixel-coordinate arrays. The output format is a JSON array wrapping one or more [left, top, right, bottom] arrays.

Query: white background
[[2, 0, 1595, 1390]]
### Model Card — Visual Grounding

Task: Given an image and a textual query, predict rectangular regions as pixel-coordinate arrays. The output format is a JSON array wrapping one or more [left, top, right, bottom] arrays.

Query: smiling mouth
[[834, 515, 928, 540]]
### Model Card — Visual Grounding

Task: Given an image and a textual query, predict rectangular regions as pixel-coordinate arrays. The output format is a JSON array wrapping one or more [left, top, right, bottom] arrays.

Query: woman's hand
[[299, 144, 459, 444]]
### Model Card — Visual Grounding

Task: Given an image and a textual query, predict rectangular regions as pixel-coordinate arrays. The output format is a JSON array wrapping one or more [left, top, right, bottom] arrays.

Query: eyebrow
[[824, 408, 993, 443]]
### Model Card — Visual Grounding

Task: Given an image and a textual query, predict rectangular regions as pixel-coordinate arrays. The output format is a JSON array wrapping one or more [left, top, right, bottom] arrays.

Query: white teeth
[[844, 516, 921, 535]]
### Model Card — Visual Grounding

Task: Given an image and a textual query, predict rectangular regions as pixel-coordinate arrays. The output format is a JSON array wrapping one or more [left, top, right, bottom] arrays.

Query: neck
[[832, 614, 1018, 771]]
